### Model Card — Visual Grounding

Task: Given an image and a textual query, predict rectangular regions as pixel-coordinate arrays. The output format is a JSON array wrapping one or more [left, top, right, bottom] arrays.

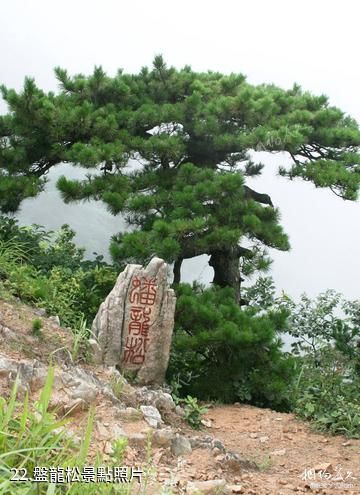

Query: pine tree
[[1, 57, 360, 300]]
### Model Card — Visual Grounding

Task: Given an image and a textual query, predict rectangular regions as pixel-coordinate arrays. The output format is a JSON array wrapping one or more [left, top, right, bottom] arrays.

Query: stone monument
[[91, 257, 176, 385]]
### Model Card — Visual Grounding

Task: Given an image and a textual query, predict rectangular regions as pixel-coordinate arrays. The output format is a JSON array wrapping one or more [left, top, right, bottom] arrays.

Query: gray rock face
[[114, 407, 143, 421], [140, 405, 163, 428], [91, 257, 176, 385], [135, 387, 176, 413]]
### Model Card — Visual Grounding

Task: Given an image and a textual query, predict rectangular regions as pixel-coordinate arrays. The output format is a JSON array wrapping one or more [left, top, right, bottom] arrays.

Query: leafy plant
[[180, 395, 208, 430], [110, 438, 128, 462], [0, 217, 118, 331], [71, 317, 90, 363], [283, 291, 360, 438], [31, 318, 43, 337], [109, 375, 125, 400]]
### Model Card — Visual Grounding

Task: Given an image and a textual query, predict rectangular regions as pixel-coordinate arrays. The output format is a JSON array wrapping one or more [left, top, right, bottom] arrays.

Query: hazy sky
[[1, 0, 359, 301]]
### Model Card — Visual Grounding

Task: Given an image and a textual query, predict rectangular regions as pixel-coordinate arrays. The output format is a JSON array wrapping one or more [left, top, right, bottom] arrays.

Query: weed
[[71, 316, 90, 363], [31, 318, 43, 337], [110, 375, 125, 400], [256, 454, 273, 471], [180, 395, 208, 430]]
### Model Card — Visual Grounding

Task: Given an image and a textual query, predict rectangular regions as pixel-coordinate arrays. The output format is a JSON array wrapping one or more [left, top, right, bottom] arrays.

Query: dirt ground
[[186, 404, 360, 494]]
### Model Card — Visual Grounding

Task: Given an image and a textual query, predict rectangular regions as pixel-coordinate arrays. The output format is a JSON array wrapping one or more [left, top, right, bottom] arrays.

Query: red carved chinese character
[[129, 306, 142, 321], [140, 322, 150, 337], [140, 277, 157, 306], [122, 336, 149, 364], [128, 321, 141, 335], [129, 277, 141, 304]]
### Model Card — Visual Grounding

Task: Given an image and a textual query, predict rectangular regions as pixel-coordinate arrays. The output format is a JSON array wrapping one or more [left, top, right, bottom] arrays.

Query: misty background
[[1, 0, 359, 301]]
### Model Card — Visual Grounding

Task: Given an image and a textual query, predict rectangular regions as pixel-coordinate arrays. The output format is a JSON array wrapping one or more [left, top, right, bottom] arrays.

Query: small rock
[[49, 315, 60, 326], [114, 407, 143, 421], [0, 355, 18, 377], [96, 422, 109, 438], [259, 436, 269, 443], [103, 441, 114, 455], [140, 405, 163, 428], [226, 486, 244, 494], [189, 435, 213, 449], [64, 398, 87, 416], [70, 384, 97, 405], [154, 392, 176, 413], [152, 449, 165, 465], [153, 428, 174, 448], [33, 308, 47, 317], [126, 433, 146, 447], [271, 449, 286, 456], [175, 405, 185, 417], [88, 339, 103, 364], [171, 435, 192, 456], [110, 424, 126, 438], [30, 366, 48, 392], [212, 439, 225, 452], [186, 479, 226, 494], [201, 418, 212, 428], [249, 433, 258, 439], [224, 452, 258, 471]]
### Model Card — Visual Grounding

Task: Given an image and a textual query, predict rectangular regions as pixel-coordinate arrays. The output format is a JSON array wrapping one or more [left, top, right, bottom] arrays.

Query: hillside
[[0, 298, 359, 495]]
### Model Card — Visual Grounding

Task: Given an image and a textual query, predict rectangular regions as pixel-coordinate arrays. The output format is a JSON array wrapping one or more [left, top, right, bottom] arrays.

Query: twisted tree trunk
[[209, 247, 242, 304]]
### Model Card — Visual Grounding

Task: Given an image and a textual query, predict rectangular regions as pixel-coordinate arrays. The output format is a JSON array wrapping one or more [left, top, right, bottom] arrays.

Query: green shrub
[[31, 318, 43, 337], [0, 217, 118, 330], [180, 396, 208, 430], [167, 283, 295, 410], [0, 217, 84, 273], [283, 291, 360, 438], [293, 358, 360, 438]]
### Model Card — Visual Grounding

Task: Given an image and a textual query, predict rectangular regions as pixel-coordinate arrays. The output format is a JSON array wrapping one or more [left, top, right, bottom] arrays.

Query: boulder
[[92, 258, 176, 385]]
